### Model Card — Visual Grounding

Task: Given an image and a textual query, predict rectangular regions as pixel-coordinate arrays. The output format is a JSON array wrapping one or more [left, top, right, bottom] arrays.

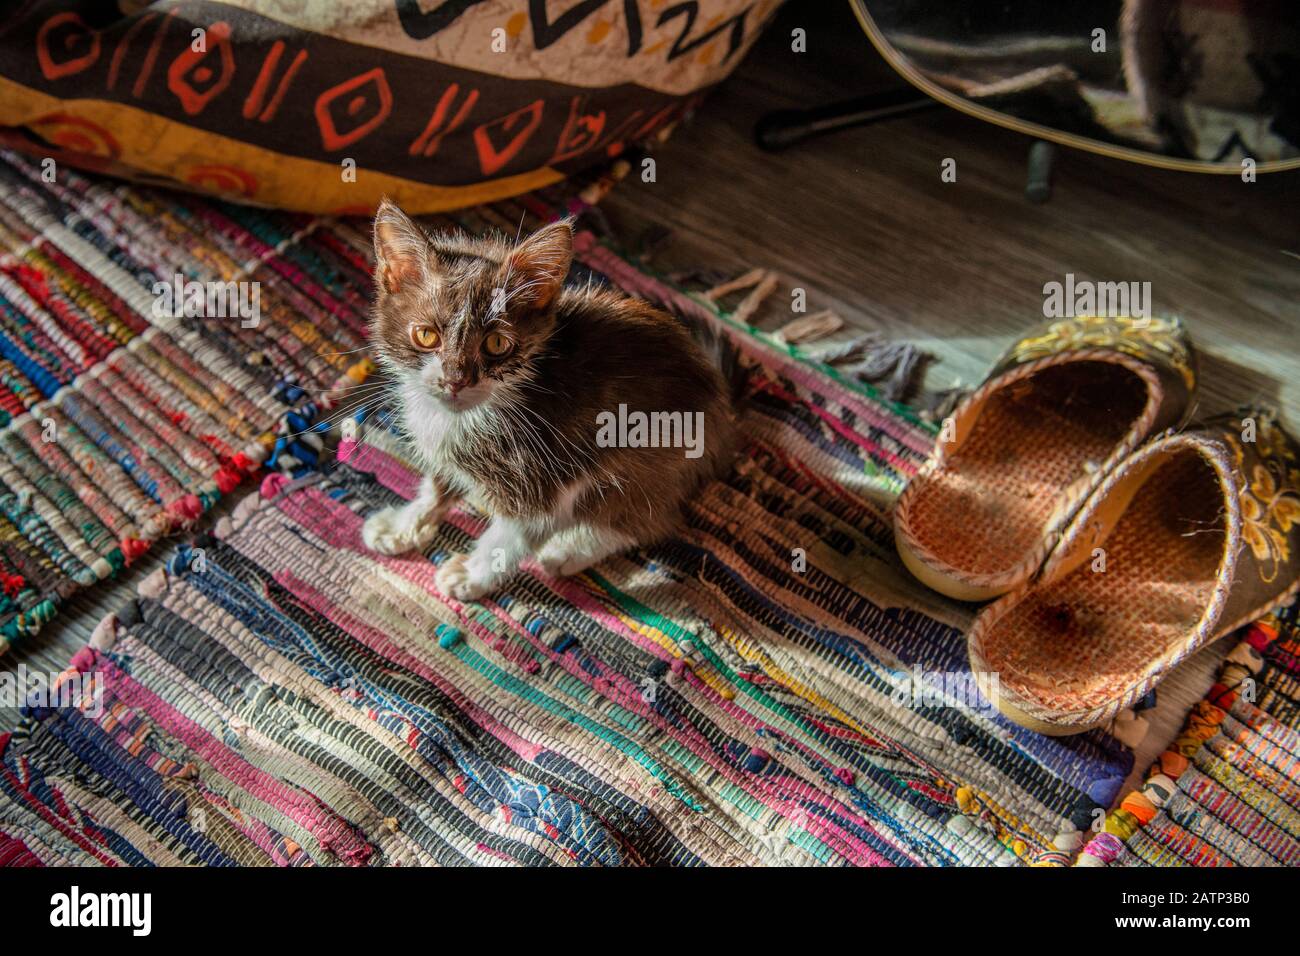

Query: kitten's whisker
[[517, 403, 598, 468], [273, 383, 399, 443], [494, 401, 562, 478], [317, 344, 376, 359], [495, 401, 582, 503], [289, 378, 393, 403]]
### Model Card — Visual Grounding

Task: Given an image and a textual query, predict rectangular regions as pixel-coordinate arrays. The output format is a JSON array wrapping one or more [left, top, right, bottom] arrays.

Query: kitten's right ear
[[373, 198, 428, 294], [499, 218, 573, 312]]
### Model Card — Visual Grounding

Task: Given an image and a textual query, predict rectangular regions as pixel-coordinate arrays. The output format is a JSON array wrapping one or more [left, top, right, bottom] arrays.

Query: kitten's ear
[[373, 198, 428, 294], [500, 218, 573, 311]]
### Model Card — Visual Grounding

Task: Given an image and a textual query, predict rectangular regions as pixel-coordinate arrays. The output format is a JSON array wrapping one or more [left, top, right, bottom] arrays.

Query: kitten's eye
[[483, 332, 513, 357], [410, 325, 440, 350]]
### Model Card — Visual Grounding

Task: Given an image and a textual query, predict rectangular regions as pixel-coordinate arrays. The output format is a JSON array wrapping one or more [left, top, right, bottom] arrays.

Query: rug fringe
[[799, 331, 930, 404], [774, 309, 844, 344]]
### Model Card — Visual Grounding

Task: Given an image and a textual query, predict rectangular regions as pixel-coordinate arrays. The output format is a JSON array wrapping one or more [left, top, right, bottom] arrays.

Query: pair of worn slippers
[[894, 315, 1300, 735]]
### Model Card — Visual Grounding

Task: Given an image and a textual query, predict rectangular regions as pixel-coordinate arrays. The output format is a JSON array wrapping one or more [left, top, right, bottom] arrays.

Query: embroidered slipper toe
[[894, 316, 1196, 601], [968, 411, 1300, 735]]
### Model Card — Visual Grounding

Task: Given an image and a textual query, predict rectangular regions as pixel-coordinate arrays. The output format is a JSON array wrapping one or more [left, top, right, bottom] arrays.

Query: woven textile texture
[[0, 146, 377, 649], [1077, 603, 1300, 866], [0, 169, 1148, 862]]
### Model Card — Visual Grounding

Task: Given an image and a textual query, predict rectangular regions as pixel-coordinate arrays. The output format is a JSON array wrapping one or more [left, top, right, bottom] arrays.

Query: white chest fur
[[398, 378, 495, 509]]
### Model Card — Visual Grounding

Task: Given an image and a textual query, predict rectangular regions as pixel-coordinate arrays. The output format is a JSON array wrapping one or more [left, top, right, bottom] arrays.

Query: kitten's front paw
[[362, 505, 435, 555], [435, 553, 495, 601], [536, 543, 592, 578]]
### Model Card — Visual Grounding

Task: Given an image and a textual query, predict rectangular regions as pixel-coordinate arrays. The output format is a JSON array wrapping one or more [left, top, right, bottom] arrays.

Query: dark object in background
[[1025, 140, 1055, 202], [855, 0, 1299, 171]]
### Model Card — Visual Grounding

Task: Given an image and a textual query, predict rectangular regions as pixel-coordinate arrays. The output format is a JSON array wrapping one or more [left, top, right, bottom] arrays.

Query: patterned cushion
[[0, 1, 774, 212]]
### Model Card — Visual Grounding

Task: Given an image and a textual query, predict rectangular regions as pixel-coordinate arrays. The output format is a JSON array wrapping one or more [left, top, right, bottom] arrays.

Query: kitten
[[361, 199, 740, 601]]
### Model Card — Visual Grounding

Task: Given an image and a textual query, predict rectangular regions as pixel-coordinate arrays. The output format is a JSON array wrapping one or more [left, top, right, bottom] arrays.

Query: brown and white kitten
[[361, 199, 738, 600]]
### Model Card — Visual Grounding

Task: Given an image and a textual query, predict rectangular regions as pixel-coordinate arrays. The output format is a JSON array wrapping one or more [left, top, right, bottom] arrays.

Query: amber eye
[[410, 325, 440, 350], [483, 332, 513, 357]]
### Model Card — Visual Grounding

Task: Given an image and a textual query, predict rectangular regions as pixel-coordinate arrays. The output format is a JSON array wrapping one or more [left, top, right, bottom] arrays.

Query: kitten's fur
[[361, 199, 738, 600]]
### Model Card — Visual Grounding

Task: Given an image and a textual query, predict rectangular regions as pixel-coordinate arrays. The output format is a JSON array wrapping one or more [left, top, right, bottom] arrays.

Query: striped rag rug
[[0, 146, 374, 647], [0, 208, 1148, 863], [1078, 604, 1300, 867]]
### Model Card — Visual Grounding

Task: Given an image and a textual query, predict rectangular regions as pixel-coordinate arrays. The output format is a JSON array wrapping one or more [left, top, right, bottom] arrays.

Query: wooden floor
[[603, 2, 1300, 421], [4, 2, 1297, 800]]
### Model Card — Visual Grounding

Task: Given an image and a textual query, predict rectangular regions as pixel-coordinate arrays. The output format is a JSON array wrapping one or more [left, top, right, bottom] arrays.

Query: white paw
[[435, 553, 495, 601], [536, 544, 592, 578], [362, 505, 435, 555]]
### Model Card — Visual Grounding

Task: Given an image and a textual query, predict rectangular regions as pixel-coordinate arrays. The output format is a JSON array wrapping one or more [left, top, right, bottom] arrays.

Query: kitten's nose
[[444, 374, 471, 395]]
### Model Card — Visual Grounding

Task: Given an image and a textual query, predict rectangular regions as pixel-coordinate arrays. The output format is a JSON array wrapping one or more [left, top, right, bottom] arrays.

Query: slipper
[[894, 315, 1197, 601], [968, 411, 1300, 735]]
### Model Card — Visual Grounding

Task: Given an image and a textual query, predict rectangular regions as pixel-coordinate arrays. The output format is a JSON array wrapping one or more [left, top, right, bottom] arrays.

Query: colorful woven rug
[[0, 186, 1148, 863], [0, 146, 375, 648], [1077, 603, 1300, 867]]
